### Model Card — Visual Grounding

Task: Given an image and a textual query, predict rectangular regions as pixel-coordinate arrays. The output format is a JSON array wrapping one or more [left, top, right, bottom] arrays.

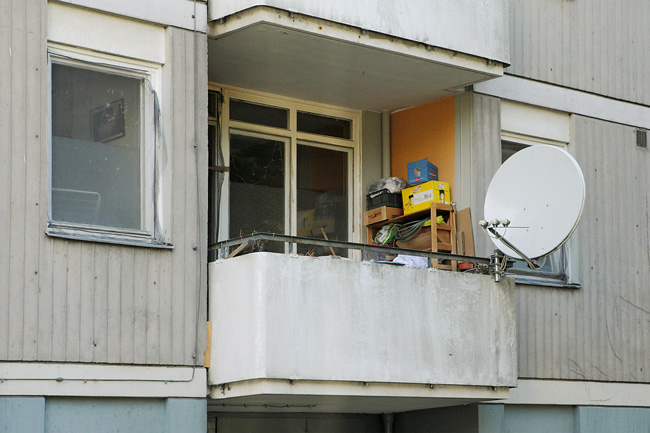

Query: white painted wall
[[55, 0, 207, 32], [48, 3, 166, 64], [208, 0, 509, 64]]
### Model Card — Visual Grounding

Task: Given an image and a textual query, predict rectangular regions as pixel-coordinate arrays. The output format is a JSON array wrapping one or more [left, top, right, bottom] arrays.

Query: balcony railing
[[209, 232, 491, 268]]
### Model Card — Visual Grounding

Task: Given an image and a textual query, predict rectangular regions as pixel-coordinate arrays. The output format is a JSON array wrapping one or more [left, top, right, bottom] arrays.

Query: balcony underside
[[208, 379, 509, 414], [208, 252, 517, 413], [208, 7, 503, 111]]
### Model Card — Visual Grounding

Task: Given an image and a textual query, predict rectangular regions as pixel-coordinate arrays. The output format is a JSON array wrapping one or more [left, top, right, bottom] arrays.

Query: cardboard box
[[401, 181, 451, 215], [363, 206, 403, 226], [396, 230, 432, 251], [407, 158, 438, 185]]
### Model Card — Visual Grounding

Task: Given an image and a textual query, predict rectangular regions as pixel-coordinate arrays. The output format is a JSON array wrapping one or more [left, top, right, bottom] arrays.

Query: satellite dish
[[482, 145, 585, 264]]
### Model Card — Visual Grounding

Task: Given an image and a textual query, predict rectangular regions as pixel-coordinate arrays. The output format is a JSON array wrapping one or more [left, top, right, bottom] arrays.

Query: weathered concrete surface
[[209, 253, 516, 388]]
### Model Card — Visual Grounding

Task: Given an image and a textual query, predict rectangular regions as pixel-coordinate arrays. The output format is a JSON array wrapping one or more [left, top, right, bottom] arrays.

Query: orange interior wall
[[390, 96, 455, 198]]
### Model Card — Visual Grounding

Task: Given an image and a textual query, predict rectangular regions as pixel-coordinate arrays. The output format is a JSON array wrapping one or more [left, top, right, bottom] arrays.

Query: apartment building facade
[[1, 0, 649, 432]]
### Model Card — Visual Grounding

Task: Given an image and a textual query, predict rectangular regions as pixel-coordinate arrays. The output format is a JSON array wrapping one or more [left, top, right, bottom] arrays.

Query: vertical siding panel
[[596, 120, 610, 381], [614, 3, 624, 98], [578, 118, 592, 381], [170, 28, 187, 365], [535, 0, 545, 82], [561, 0, 572, 86], [21, 0, 44, 361], [36, 0, 51, 362], [78, 243, 95, 362], [636, 140, 650, 383], [0, 0, 12, 361], [551, 1, 562, 84], [65, 242, 82, 361], [106, 246, 122, 363], [159, 252, 173, 365], [37, 239, 53, 360], [92, 246, 108, 362], [197, 35, 208, 365], [509, 0, 649, 105], [133, 250, 148, 364], [8, 0, 27, 361], [184, 30, 199, 365], [119, 248, 135, 363], [146, 257, 161, 364], [51, 240, 67, 361], [616, 126, 630, 381]]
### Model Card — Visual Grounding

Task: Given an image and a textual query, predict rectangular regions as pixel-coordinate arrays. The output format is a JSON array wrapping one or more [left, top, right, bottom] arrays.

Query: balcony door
[[209, 86, 359, 256]]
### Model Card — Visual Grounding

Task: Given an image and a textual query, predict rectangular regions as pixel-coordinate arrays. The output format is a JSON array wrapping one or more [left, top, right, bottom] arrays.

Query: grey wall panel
[[454, 92, 501, 258], [0, 397, 45, 433], [361, 110, 382, 239], [516, 116, 650, 383], [0, 0, 47, 362], [508, 0, 650, 106], [0, 4, 207, 366]]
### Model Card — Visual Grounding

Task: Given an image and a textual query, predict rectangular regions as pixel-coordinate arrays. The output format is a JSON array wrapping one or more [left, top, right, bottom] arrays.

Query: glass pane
[[230, 99, 288, 129], [229, 133, 286, 251], [51, 63, 142, 230], [501, 140, 528, 163], [297, 145, 349, 256], [297, 111, 351, 139], [208, 91, 218, 118], [509, 250, 563, 275]]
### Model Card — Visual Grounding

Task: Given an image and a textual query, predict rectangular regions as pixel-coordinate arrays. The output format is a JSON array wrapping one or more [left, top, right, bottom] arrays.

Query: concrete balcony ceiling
[[207, 253, 517, 413], [207, 6, 506, 111]]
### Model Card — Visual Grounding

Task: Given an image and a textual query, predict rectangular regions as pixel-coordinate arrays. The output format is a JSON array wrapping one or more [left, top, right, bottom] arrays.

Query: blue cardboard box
[[407, 158, 438, 185]]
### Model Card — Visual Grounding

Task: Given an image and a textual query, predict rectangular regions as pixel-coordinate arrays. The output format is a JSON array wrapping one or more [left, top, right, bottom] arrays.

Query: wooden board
[[456, 207, 475, 256]]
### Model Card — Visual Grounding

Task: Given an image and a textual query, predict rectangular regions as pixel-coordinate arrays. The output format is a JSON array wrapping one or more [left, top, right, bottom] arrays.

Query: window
[[499, 101, 578, 287], [210, 87, 359, 256], [47, 47, 167, 247], [500, 139, 574, 286]]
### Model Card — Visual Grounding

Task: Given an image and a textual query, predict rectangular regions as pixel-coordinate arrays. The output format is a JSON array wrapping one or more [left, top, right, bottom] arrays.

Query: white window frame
[[213, 86, 362, 245], [46, 43, 169, 248]]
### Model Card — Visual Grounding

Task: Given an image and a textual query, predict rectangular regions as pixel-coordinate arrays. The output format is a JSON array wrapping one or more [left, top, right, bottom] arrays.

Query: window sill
[[508, 273, 581, 289], [46, 225, 173, 249]]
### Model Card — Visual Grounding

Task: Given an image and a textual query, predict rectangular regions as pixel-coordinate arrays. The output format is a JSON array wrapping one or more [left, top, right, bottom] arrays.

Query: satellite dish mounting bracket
[[485, 225, 542, 271]]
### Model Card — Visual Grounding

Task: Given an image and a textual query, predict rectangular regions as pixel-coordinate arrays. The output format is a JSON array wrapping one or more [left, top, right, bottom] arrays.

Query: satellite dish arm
[[486, 226, 542, 270]]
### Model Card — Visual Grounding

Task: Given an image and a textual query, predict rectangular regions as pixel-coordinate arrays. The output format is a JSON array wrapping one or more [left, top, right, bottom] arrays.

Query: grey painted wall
[[517, 116, 650, 383], [0, 2, 207, 365], [361, 110, 383, 241], [0, 398, 45, 433], [454, 91, 502, 257], [508, 0, 650, 106], [455, 92, 650, 384], [478, 404, 650, 433], [0, 397, 206, 433]]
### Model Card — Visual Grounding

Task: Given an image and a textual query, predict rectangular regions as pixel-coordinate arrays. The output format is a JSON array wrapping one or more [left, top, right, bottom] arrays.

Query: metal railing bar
[[208, 232, 491, 266]]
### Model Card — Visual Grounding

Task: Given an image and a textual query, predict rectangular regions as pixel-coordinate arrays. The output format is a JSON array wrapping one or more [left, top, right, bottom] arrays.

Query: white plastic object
[[483, 145, 585, 259]]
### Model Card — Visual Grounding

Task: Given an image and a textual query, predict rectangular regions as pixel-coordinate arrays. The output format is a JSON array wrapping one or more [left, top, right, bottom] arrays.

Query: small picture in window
[[91, 99, 126, 143]]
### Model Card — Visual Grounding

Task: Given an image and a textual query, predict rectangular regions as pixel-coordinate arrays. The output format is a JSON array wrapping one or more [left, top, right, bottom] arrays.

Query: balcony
[[207, 239, 516, 413], [207, 0, 509, 111]]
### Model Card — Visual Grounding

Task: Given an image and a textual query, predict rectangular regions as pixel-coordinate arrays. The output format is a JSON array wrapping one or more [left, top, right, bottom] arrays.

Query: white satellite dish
[[482, 145, 585, 269]]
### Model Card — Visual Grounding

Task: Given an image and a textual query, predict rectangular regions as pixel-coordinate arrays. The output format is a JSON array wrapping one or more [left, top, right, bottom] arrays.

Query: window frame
[[212, 85, 361, 246], [46, 44, 170, 248]]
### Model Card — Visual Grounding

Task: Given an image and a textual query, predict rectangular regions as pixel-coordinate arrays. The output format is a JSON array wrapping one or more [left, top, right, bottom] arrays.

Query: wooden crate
[[363, 206, 403, 226]]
